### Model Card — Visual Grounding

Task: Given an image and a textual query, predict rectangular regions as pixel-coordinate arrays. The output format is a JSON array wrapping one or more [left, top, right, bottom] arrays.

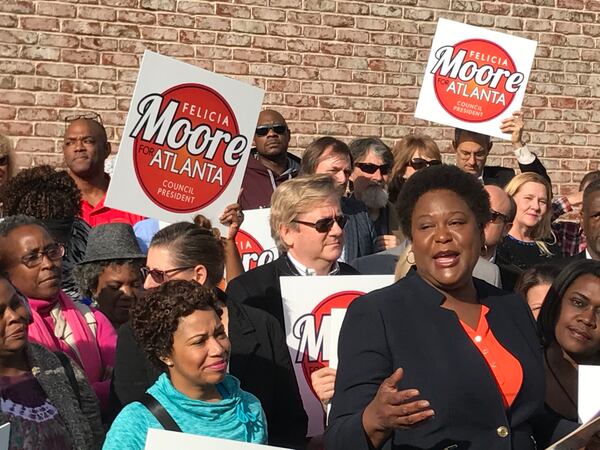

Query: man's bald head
[[485, 184, 514, 221], [253, 109, 290, 159], [483, 184, 515, 254]]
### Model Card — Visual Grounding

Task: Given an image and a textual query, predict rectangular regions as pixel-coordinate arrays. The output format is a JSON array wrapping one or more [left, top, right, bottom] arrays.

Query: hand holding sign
[[311, 367, 337, 409], [219, 203, 244, 241], [362, 368, 434, 449], [499, 110, 525, 148]]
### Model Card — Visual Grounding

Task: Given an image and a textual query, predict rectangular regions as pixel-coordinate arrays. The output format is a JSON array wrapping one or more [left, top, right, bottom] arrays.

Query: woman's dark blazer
[[325, 272, 574, 450], [112, 292, 308, 449]]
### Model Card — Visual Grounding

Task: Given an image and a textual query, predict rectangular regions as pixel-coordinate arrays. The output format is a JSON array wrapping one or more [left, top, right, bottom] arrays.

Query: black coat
[[325, 272, 575, 450], [112, 292, 308, 449], [341, 196, 378, 261], [483, 155, 550, 188], [226, 254, 360, 329]]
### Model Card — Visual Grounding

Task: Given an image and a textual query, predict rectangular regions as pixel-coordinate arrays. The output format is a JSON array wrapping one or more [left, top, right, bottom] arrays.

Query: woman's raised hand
[[362, 368, 434, 448]]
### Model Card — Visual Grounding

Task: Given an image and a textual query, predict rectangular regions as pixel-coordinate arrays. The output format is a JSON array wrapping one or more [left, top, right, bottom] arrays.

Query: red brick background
[[1, 0, 599, 195]]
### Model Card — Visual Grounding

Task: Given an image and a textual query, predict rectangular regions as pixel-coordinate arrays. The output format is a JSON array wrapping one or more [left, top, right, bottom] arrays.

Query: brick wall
[[1, 0, 599, 195]]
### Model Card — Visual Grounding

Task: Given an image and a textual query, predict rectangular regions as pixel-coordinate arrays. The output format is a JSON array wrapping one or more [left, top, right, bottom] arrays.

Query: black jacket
[[483, 155, 550, 188], [341, 196, 378, 262], [226, 254, 360, 329], [112, 292, 308, 448], [325, 272, 575, 450]]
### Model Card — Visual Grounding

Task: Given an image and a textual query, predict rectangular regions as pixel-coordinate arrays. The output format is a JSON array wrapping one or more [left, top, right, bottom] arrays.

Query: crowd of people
[[0, 106, 598, 450]]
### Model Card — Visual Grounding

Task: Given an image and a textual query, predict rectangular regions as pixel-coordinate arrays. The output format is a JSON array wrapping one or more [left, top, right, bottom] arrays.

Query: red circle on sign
[[235, 229, 265, 271], [133, 83, 241, 212], [433, 39, 517, 123], [299, 290, 364, 399]]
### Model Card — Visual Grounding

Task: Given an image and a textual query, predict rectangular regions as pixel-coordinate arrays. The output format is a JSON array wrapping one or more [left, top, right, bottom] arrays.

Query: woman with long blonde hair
[[497, 172, 562, 270]]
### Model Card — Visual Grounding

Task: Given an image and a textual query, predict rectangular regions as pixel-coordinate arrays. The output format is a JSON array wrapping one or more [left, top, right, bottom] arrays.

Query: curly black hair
[[131, 280, 222, 369], [0, 165, 81, 219], [396, 164, 491, 240]]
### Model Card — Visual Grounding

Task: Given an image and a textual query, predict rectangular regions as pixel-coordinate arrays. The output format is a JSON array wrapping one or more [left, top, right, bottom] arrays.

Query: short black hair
[[583, 179, 600, 206], [396, 164, 491, 240], [538, 259, 600, 350], [0, 165, 81, 219], [131, 280, 222, 368], [0, 215, 45, 238], [580, 170, 600, 191]]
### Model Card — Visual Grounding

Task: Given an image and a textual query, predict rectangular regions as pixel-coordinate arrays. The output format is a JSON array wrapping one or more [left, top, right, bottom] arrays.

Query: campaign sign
[[235, 209, 279, 272], [415, 18, 537, 140], [145, 429, 291, 450], [106, 51, 264, 231], [281, 275, 394, 436]]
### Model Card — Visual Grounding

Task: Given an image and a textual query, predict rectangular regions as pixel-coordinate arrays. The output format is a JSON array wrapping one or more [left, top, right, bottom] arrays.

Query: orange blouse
[[459, 305, 524, 408]]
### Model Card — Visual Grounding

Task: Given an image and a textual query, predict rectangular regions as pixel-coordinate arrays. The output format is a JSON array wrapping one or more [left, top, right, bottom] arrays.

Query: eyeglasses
[[490, 209, 510, 224], [355, 162, 391, 175], [292, 215, 347, 233], [408, 158, 442, 170], [64, 112, 103, 125], [0, 155, 8, 166], [140, 266, 194, 284], [255, 124, 288, 137], [21, 243, 65, 268]]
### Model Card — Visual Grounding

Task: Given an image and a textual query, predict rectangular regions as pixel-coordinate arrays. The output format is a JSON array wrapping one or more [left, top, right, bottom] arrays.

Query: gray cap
[[80, 223, 146, 264]]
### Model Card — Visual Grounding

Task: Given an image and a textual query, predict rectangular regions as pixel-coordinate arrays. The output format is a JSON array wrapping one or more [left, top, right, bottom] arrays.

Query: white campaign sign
[[578, 365, 600, 424], [106, 50, 264, 232], [415, 18, 537, 140], [235, 209, 279, 272], [281, 275, 394, 436], [144, 429, 291, 450]]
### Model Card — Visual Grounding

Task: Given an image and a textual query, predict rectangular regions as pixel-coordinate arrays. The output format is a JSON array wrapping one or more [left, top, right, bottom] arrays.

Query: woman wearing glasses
[[113, 217, 308, 448], [388, 133, 442, 204], [0, 274, 104, 450], [0, 215, 117, 416]]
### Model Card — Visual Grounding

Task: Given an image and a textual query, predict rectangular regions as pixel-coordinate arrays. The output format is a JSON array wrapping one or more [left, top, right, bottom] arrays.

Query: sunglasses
[[21, 243, 65, 268], [0, 155, 8, 166], [355, 162, 391, 175], [64, 112, 103, 125], [140, 266, 194, 284], [255, 124, 288, 137], [292, 215, 347, 233], [408, 158, 442, 170], [490, 209, 510, 224]]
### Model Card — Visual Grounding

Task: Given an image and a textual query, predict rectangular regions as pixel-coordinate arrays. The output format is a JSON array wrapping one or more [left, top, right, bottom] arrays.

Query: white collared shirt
[[287, 252, 340, 276]]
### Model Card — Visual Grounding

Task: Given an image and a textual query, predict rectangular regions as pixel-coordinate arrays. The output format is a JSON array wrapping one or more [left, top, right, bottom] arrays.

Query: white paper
[[415, 18, 537, 140], [144, 428, 291, 450], [0, 422, 10, 450], [578, 365, 600, 424], [106, 50, 264, 233], [546, 410, 600, 450], [235, 208, 279, 272], [328, 308, 347, 371], [281, 275, 394, 436]]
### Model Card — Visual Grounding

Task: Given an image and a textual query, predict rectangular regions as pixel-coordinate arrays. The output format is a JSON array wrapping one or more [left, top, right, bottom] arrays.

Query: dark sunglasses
[[490, 209, 510, 224], [355, 162, 391, 175], [255, 124, 288, 137], [292, 215, 348, 233], [0, 155, 8, 166], [408, 158, 442, 170], [140, 266, 193, 284]]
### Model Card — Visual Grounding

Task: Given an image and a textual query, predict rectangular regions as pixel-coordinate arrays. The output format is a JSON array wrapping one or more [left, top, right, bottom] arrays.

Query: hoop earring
[[406, 250, 415, 265]]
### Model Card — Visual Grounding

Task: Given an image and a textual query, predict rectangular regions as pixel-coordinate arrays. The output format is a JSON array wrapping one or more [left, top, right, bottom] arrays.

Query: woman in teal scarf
[[103, 281, 266, 449]]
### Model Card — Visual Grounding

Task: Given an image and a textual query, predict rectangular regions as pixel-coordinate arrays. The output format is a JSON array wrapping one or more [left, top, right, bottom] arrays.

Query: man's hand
[[311, 367, 337, 409], [500, 110, 525, 149]]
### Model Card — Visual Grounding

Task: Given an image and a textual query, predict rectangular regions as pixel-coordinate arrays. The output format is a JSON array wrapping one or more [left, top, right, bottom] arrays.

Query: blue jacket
[[104, 373, 267, 449]]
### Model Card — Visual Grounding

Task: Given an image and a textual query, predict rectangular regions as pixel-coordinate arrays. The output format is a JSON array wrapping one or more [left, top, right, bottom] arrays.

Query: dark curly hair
[[396, 164, 491, 240], [131, 280, 222, 368], [0, 165, 81, 219]]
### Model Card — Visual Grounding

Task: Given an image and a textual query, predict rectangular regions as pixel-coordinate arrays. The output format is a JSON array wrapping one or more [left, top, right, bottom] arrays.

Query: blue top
[[103, 373, 267, 449], [132, 218, 160, 254]]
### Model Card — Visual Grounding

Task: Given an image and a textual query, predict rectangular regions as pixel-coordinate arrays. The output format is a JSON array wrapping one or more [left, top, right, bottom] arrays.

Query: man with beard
[[349, 138, 400, 251], [239, 109, 300, 210]]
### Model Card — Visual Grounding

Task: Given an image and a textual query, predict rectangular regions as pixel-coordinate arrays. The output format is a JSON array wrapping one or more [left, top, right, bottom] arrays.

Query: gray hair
[[348, 138, 393, 166]]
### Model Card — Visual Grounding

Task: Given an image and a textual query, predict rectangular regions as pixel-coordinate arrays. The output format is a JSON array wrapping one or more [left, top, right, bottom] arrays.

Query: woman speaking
[[325, 165, 577, 450]]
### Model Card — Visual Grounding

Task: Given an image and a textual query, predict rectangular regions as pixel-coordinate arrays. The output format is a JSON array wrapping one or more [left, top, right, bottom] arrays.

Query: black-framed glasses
[[255, 124, 288, 137], [64, 112, 103, 125], [21, 243, 65, 268], [0, 155, 8, 166], [490, 209, 510, 224], [355, 162, 391, 175], [292, 215, 347, 233], [140, 266, 194, 284], [408, 158, 442, 170]]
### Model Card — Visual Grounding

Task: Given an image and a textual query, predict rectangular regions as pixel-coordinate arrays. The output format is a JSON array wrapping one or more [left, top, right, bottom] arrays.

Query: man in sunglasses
[[453, 110, 550, 187], [239, 109, 300, 210], [349, 138, 400, 251], [62, 114, 144, 227]]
